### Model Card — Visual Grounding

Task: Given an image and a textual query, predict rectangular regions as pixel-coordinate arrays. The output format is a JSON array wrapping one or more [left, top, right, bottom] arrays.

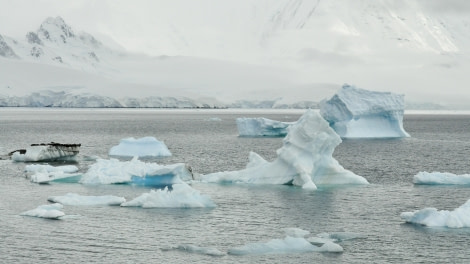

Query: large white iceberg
[[121, 183, 216, 208], [48, 193, 126, 206], [20, 203, 65, 219], [401, 199, 470, 228], [320, 84, 409, 138], [413, 171, 470, 185], [80, 157, 192, 186], [25, 164, 81, 183], [200, 110, 368, 189], [108, 137, 171, 157], [11, 143, 81, 162], [236, 117, 293, 137]]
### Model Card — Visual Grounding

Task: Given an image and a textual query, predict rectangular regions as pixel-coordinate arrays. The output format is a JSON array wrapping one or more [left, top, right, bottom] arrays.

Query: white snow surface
[[413, 171, 470, 185], [401, 199, 470, 228], [11, 145, 78, 162], [200, 110, 368, 189], [80, 157, 192, 186], [48, 193, 126, 206], [236, 117, 293, 137], [121, 183, 216, 208], [25, 164, 78, 173], [320, 84, 410, 138], [108, 137, 171, 157], [20, 203, 65, 219]]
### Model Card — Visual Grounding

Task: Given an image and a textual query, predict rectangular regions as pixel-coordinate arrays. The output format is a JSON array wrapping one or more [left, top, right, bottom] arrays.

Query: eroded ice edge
[[200, 110, 368, 189], [20, 203, 65, 219], [236, 117, 293, 137], [320, 84, 410, 138], [108, 136, 171, 157], [413, 171, 470, 185], [25, 164, 81, 183], [401, 199, 470, 228]]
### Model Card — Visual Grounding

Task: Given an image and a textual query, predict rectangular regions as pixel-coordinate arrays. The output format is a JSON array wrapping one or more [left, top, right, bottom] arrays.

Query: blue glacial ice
[[401, 199, 470, 228], [413, 171, 470, 185], [20, 203, 65, 219], [47, 193, 126, 206], [320, 84, 410, 138], [236, 117, 293, 137], [108, 136, 171, 157], [200, 110, 368, 189], [121, 183, 216, 208], [80, 157, 192, 186]]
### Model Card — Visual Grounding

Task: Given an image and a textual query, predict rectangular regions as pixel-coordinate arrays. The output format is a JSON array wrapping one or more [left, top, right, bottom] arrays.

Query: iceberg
[[20, 203, 65, 219], [10, 143, 81, 162], [47, 193, 126, 206], [200, 110, 368, 189], [80, 157, 192, 186], [121, 183, 216, 208], [108, 137, 171, 157], [25, 164, 81, 183], [401, 199, 470, 228], [176, 245, 225, 256], [236, 117, 293, 137], [320, 84, 409, 138], [413, 171, 470, 185]]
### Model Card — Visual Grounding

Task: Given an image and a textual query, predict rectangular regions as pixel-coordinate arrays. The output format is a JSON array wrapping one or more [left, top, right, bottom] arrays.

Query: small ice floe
[[80, 157, 192, 186], [228, 228, 344, 255], [10, 142, 81, 162], [177, 244, 225, 256], [413, 171, 470, 185], [121, 183, 216, 208], [108, 137, 171, 158], [25, 164, 81, 184], [236, 117, 293, 137], [401, 199, 470, 228], [48, 193, 126, 206], [20, 203, 65, 219], [207, 117, 222, 122]]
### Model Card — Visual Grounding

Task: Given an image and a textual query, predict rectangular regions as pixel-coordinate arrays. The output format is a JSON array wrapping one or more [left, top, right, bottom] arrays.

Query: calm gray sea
[[1, 108, 470, 263]]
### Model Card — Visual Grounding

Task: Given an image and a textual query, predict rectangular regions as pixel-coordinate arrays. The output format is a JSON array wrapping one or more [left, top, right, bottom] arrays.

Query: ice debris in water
[[48, 193, 126, 206], [413, 171, 470, 185], [200, 110, 368, 189], [176, 244, 225, 256], [25, 164, 81, 183], [401, 199, 470, 228], [236, 117, 293, 137], [80, 157, 192, 186], [20, 203, 65, 219], [108, 136, 171, 157], [121, 183, 216, 208], [320, 84, 409, 138]]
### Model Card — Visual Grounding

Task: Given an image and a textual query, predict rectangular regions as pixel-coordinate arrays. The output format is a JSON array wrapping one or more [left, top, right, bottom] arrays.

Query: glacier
[[320, 84, 410, 138], [80, 157, 192, 186], [200, 110, 368, 189], [401, 199, 470, 228], [236, 117, 293, 137], [47, 193, 126, 206], [20, 203, 65, 219], [121, 183, 216, 208], [109, 137, 171, 157], [413, 171, 470, 185]]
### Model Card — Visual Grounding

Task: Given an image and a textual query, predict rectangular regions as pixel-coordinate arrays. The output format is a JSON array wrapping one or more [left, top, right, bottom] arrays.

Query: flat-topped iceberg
[[121, 183, 216, 208], [109, 137, 171, 157], [20, 203, 65, 219], [10, 143, 81, 162], [320, 84, 409, 138], [200, 110, 368, 189], [80, 157, 192, 186], [401, 199, 470, 228], [413, 171, 470, 185], [48, 193, 126, 206], [25, 164, 81, 183], [236, 117, 293, 137]]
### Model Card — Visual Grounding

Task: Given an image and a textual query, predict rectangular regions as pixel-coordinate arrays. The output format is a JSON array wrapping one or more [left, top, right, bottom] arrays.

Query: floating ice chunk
[[20, 203, 65, 219], [401, 199, 470, 228], [25, 164, 79, 173], [236, 117, 293, 137], [11, 143, 80, 162], [413, 171, 470, 185], [284, 228, 310, 238], [317, 241, 344, 253], [108, 137, 171, 157], [228, 236, 317, 255], [201, 110, 368, 189], [320, 84, 409, 138], [26, 164, 81, 183], [80, 157, 192, 186], [48, 193, 126, 206], [177, 244, 225, 256], [121, 183, 216, 208]]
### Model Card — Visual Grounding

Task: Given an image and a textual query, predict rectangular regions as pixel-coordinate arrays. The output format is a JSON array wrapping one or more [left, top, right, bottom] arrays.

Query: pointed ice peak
[[38, 16, 75, 43]]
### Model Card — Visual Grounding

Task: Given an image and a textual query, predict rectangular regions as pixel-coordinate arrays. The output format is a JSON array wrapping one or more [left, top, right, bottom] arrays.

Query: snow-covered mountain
[[1, 1, 470, 108]]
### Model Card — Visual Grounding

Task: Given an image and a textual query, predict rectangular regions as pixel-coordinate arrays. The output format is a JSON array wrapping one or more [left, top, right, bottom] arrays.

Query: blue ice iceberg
[[109, 137, 171, 157], [200, 110, 368, 189], [236, 117, 293, 137], [320, 84, 409, 138]]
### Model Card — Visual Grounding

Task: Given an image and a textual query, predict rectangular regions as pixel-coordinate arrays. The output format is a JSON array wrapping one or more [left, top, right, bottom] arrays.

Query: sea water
[[1, 108, 470, 263]]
